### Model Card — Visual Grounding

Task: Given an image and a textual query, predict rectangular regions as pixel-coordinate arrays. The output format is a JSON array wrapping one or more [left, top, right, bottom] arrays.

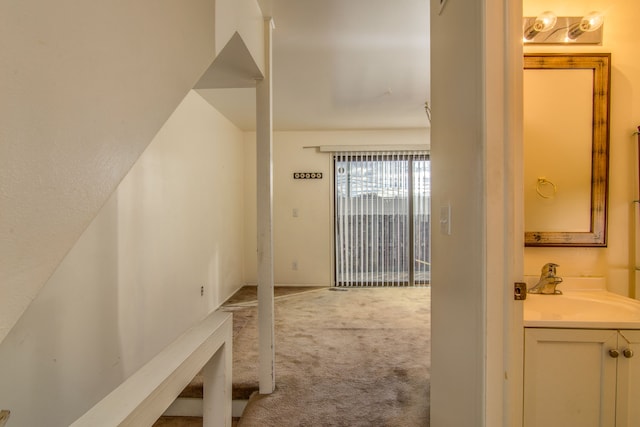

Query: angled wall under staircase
[[0, 0, 266, 425], [0, 0, 216, 343], [0, 0, 264, 344]]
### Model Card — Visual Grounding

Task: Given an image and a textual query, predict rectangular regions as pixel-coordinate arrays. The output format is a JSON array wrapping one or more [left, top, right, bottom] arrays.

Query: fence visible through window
[[334, 152, 430, 287]]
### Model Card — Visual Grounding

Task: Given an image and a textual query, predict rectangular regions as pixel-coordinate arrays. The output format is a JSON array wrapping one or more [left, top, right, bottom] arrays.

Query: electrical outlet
[[292, 261, 298, 271], [293, 208, 299, 217], [200, 286, 204, 296]]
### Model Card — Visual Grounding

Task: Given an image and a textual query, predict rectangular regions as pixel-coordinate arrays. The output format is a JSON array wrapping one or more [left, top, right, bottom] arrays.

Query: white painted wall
[[429, 0, 522, 424], [429, 0, 485, 422], [215, 0, 265, 73], [243, 129, 430, 286], [0, 91, 247, 427], [0, 0, 219, 343], [523, 0, 640, 298]]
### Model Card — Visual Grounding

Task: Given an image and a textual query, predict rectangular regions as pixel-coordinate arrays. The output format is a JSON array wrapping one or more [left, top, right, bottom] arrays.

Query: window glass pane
[[413, 158, 431, 284]]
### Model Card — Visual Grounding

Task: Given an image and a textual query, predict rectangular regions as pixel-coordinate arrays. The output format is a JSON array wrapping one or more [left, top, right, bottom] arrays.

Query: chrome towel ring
[[536, 177, 557, 199]]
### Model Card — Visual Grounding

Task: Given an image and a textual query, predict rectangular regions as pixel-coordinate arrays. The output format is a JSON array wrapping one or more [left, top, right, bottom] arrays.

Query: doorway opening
[[334, 152, 430, 287]]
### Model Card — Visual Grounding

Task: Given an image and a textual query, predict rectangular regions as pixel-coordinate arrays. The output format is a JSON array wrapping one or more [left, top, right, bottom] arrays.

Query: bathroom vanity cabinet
[[523, 328, 640, 427]]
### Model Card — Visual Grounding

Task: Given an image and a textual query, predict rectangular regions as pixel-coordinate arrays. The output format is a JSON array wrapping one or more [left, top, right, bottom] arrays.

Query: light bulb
[[568, 11, 604, 39], [524, 11, 557, 40], [579, 11, 604, 32]]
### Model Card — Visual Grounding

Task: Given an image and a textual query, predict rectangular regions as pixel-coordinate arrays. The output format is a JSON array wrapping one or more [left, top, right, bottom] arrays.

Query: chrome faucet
[[528, 262, 563, 295]]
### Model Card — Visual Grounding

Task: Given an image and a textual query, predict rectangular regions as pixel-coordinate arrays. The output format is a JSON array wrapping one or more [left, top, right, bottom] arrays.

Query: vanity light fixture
[[523, 11, 604, 44]]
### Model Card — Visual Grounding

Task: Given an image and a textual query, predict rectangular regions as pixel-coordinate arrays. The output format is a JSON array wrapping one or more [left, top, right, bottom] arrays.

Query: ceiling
[[197, 0, 430, 132]]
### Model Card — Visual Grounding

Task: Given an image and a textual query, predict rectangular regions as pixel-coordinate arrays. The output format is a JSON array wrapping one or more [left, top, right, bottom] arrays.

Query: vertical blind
[[334, 152, 430, 287]]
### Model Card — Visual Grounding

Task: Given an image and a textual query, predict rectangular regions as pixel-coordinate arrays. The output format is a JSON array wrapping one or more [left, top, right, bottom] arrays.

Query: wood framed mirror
[[524, 53, 611, 247]]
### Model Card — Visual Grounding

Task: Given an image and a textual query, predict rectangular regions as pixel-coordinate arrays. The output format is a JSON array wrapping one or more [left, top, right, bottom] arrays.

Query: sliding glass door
[[334, 152, 430, 287]]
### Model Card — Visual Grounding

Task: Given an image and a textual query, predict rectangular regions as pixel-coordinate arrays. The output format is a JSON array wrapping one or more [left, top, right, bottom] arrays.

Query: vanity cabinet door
[[615, 330, 640, 427], [524, 328, 618, 427]]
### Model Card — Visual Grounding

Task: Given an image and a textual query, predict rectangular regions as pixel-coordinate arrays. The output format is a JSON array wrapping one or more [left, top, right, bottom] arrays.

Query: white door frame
[[485, 0, 525, 425]]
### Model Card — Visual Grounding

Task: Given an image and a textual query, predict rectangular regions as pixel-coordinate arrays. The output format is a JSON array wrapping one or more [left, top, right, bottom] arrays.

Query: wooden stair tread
[[153, 416, 203, 426]]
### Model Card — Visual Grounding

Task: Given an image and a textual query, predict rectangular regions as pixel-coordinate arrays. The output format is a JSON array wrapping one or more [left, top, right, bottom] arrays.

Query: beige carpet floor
[[224, 286, 431, 427]]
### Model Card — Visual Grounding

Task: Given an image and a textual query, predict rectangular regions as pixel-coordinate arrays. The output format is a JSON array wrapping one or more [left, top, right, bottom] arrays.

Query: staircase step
[[156, 287, 265, 426], [178, 375, 204, 398], [231, 383, 259, 400], [153, 416, 202, 426], [178, 374, 258, 400], [153, 416, 240, 426]]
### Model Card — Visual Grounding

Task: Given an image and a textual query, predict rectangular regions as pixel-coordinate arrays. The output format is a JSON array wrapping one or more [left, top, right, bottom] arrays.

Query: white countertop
[[523, 277, 640, 329]]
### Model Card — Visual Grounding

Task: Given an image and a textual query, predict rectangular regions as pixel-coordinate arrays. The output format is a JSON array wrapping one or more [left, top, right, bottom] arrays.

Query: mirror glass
[[523, 54, 610, 247]]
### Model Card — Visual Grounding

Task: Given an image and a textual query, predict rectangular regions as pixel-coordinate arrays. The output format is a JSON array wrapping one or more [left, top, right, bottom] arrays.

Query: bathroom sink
[[524, 290, 640, 329]]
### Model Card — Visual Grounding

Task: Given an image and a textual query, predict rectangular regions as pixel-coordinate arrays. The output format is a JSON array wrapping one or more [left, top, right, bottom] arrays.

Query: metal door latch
[[514, 282, 527, 300]]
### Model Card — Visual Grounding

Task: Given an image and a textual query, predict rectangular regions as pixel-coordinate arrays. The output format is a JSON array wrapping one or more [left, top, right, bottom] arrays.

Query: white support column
[[202, 341, 232, 427], [256, 17, 275, 395]]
